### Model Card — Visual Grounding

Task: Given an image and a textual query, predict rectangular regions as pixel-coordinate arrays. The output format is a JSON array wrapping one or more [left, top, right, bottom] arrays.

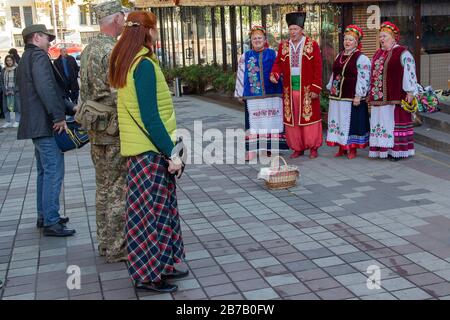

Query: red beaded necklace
[[339, 49, 357, 65]]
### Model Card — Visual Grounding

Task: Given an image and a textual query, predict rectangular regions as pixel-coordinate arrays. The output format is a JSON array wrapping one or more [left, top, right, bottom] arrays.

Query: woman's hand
[[270, 74, 278, 84], [310, 92, 319, 99], [405, 92, 414, 104], [353, 96, 361, 106], [168, 159, 182, 175]]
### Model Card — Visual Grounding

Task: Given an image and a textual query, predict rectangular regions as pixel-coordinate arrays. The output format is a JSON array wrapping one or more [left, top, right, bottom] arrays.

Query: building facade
[[136, 0, 450, 90], [0, 0, 100, 52]]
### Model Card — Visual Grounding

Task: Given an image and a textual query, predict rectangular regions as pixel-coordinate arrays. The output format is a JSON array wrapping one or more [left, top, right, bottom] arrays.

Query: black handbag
[[54, 118, 89, 152]]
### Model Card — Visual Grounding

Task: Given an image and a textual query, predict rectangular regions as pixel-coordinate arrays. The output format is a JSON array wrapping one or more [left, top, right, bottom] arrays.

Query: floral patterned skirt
[[326, 99, 370, 150]]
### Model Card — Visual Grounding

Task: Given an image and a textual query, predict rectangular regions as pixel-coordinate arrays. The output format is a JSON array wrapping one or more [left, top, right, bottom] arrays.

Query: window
[[23, 6, 33, 27], [380, 1, 415, 50], [79, 5, 87, 25], [0, 16, 5, 32], [11, 6, 21, 28], [80, 31, 99, 45], [90, 5, 98, 25], [421, 0, 450, 54], [13, 34, 24, 47]]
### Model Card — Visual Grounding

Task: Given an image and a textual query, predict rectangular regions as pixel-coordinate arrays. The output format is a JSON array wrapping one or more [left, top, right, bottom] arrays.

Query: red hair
[[109, 11, 157, 89]]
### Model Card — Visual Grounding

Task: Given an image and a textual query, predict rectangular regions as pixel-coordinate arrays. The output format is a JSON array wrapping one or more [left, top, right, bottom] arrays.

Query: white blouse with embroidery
[[399, 48, 418, 95], [234, 53, 246, 98]]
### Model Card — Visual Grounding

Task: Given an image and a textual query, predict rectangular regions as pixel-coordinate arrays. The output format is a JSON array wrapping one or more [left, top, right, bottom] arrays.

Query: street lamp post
[[50, 0, 58, 42]]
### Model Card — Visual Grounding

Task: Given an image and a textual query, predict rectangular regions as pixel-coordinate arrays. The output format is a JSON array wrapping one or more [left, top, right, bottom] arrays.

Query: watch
[[171, 155, 183, 166]]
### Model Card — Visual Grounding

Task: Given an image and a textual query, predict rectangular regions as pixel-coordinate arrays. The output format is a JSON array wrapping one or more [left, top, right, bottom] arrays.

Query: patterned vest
[[242, 48, 282, 98], [329, 50, 361, 101], [118, 47, 176, 157], [368, 46, 407, 106]]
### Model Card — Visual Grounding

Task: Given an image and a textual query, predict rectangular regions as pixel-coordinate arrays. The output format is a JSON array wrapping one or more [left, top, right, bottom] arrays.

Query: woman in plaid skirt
[[109, 11, 187, 293]]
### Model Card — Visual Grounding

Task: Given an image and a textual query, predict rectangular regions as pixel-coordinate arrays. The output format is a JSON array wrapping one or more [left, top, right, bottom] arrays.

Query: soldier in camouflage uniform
[[80, 0, 128, 263]]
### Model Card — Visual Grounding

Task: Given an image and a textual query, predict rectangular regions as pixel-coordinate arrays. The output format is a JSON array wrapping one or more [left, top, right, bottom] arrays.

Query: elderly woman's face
[[344, 35, 358, 51], [379, 31, 395, 50], [251, 32, 265, 51]]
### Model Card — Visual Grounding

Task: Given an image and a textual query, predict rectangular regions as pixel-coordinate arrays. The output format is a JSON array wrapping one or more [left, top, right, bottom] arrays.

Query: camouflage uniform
[[80, 13, 127, 263]]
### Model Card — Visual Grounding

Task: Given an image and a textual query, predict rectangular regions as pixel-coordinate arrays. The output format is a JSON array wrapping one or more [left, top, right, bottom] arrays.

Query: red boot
[[347, 148, 357, 159], [290, 151, 303, 159], [309, 148, 318, 159], [334, 146, 347, 157]]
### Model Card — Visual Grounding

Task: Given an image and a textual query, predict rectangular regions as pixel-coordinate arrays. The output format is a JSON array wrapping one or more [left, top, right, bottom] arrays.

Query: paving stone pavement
[[1, 96, 450, 300]]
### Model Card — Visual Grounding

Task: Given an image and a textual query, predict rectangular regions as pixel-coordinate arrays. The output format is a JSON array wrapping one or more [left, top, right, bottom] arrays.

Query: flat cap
[[22, 24, 55, 41], [93, 0, 129, 21]]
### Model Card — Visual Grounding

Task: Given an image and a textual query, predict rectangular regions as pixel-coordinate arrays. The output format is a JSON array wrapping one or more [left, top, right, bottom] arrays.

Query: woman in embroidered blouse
[[326, 25, 371, 159], [367, 21, 417, 161], [234, 26, 289, 161]]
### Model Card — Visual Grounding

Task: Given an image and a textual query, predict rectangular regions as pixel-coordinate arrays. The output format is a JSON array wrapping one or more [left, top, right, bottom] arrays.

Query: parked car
[[69, 52, 81, 67], [48, 42, 82, 60]]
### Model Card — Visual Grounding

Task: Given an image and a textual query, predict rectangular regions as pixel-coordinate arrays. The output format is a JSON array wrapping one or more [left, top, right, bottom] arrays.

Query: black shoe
[[388, 155, 401, 162], [59, 216, 69, 224], [37, 216, 69, 228], [135, 280, 178, 293], [162, 268, 189, 280], [43, 223, 76, 237]]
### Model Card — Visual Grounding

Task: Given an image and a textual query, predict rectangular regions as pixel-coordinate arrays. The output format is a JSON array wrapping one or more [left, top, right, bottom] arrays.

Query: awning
[[134, 0, 329, 8], [135, 0, 176, 8]]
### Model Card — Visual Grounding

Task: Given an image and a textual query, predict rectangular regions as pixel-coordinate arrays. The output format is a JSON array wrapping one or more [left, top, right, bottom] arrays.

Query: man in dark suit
[[17, 24, 76, 237], [54, 47, 80, 103]]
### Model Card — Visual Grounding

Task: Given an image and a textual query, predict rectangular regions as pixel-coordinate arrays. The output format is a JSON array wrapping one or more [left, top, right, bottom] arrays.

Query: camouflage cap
[[22, 24, 55, 41], [93, 0, 129, 21]]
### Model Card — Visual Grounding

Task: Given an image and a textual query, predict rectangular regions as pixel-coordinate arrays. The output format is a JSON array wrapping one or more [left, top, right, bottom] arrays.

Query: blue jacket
[[243, 48, 282, 98]]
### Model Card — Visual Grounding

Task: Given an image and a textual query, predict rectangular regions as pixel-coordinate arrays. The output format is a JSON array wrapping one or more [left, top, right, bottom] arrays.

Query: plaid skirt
[[126, 152, 185, 283]]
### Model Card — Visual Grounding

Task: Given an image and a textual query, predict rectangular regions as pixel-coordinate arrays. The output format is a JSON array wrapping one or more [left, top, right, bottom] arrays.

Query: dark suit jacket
[[16, 44, 66, 139], [54, 54, 80, 92]]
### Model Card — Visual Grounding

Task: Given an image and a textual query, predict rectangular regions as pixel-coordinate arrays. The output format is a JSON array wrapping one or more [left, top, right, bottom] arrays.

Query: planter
[[182, 85, 195, 95]]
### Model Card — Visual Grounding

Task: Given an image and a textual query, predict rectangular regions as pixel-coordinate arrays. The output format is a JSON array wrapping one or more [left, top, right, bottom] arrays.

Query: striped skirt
[[369, 105, 414, 158], [125, 152, 185, 283]]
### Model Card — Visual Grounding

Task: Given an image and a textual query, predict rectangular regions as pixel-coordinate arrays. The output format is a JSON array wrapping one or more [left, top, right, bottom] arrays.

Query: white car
[[69, 52, 81, 67]]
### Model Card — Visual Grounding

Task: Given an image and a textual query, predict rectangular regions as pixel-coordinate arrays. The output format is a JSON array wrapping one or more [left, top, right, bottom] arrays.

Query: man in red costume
[[270, 12, 323, 159]]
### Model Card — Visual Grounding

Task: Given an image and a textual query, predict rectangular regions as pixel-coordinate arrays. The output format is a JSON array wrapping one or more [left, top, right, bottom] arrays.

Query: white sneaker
[[12, 122, 19, 128], [1, 123, 12, 128]]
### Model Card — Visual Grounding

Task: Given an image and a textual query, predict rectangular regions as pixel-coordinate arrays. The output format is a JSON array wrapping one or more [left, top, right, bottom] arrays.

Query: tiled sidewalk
[[1, 96, 450, 300]]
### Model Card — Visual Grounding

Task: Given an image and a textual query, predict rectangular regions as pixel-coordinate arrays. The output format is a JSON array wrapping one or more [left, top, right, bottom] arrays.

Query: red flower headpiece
[[380, 21, 400, 42], [250, 25, 269, 49], [250, 25, 266, 36], [344, 24, 364, 50]]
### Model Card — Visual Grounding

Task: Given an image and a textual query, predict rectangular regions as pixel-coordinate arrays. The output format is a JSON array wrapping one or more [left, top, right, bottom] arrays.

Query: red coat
[[271, 37, 322, 127]]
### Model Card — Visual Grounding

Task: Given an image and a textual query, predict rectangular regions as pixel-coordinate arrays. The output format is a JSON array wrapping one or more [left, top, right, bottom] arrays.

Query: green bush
[[163, 64, 236, 95], [320, 91, 330, 113]]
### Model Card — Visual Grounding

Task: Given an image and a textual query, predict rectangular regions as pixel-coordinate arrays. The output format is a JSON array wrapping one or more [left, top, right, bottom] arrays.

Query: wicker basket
[[264, 156, 300, 190]]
